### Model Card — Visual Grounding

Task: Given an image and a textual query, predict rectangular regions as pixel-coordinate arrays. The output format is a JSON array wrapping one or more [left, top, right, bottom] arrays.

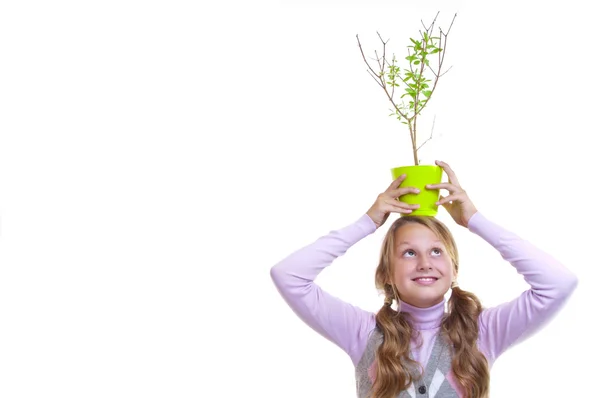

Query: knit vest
[[355, 328, 459, 398]]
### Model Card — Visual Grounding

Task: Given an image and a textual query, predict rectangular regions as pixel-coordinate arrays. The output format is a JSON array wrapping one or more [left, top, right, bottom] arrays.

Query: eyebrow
[[396, 240, 443, 247]]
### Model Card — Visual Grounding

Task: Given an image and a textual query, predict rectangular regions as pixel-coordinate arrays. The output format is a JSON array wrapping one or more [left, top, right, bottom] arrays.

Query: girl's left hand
[[426, 160, 478, 228]]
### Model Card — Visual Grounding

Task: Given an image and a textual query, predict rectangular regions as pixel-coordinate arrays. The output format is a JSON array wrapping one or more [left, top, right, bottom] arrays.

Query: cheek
[[435, 257, 454, 275], [391, 262, 410, 283]]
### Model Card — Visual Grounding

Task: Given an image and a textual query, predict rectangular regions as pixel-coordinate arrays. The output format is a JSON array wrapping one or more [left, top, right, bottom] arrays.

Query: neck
[[398, 299, 446, 330]]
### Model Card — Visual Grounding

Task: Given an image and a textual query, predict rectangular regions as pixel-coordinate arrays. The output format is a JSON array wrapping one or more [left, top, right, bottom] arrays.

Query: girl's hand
[[367, 174, 420, 228], [426, 160, 478, 228]]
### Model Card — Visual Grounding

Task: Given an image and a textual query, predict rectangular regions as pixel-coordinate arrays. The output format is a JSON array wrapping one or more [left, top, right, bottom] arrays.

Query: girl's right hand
[[366, 174, 420, 229]]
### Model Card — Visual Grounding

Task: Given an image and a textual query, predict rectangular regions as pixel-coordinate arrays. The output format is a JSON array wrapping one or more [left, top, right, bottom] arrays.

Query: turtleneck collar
[[398, 299, 446, 330]]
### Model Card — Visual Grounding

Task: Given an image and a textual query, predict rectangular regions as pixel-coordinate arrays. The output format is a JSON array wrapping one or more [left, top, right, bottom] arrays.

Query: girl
[[270, 160, 578, 398]]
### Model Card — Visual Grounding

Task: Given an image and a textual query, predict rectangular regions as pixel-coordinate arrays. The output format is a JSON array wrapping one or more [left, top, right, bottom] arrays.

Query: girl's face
[[391, 222, 455, 308]]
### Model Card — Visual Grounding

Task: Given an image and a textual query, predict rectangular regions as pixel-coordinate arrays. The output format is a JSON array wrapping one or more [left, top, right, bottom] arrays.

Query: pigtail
[[371, 286, 419, 398], [442, 285, 490, 398]]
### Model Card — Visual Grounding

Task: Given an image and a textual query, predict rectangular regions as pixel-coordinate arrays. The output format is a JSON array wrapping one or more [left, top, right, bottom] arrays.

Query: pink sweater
[[270, 212, 578, 394]]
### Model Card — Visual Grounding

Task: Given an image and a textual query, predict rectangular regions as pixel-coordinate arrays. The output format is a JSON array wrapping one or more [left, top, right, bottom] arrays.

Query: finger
[[425, 182, 457, 192], [435, 160, 461, 187], [436, 193, 464, 206], [396, 204, 420, 214], [386, 174, 407, 192], [389, 186, 420, 198], [388, 199, 420, 213], [437, 194, 454, 209]]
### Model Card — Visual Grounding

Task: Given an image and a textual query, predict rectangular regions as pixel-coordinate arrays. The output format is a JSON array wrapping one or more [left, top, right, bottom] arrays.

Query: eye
[[403, 250, 416, 257], [432, 247, 443, 256]]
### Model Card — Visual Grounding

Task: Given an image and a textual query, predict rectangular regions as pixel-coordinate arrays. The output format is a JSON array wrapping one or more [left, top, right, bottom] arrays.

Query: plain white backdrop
[[0, 0, 596, 397]]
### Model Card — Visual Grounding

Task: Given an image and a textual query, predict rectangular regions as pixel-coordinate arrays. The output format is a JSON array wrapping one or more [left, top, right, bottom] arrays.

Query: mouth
[[412, 277, 439, 285]]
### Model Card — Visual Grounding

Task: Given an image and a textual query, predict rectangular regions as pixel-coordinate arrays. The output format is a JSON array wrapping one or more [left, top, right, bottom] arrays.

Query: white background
[[0, 0, 597, 397]]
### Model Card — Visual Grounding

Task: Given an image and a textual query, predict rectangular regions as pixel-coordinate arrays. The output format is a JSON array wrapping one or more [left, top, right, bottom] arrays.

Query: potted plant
[[356, 12, 457, 216]]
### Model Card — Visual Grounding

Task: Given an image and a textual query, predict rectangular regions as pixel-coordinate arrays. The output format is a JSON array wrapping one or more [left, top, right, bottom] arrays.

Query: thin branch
[[376, 34, 398, 99], [377, 31, 388, 69], [436, 13, 457, 72], [437, 65, 453, 78], [417, 115, 436, 152], [366, 70, 384, 87], [421, 11, 440, 32], [356, 34, 385, 88], [441, 13, 458, 36]]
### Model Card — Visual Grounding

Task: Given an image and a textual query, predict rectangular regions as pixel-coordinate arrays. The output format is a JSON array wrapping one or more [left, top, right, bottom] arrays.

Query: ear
[[451, 264, 458, 287]]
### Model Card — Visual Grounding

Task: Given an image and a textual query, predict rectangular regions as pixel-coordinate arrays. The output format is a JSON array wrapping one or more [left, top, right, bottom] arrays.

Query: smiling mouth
[[412, 277, 439, 284]]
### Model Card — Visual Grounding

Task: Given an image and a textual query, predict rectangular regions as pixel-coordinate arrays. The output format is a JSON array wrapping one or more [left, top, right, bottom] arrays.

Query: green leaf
[[413, 60, 420, 65], [430, 48, 442, 54], [423, 90, 432, 98]]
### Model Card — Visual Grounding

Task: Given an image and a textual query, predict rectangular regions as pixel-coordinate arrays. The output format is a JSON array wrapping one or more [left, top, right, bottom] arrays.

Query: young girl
[[270, 160, 578, 398]]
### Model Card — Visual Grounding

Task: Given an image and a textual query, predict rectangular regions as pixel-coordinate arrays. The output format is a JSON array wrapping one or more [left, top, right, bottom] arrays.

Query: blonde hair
[[371, 216, 489, 398]]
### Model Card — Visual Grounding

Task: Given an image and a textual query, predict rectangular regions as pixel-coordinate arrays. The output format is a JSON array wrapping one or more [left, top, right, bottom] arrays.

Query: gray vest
[[355, 328, 459, 398]]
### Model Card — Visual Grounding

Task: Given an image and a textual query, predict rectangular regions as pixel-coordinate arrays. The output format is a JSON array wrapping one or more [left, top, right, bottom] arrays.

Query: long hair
[[371, 216, 490, 398]]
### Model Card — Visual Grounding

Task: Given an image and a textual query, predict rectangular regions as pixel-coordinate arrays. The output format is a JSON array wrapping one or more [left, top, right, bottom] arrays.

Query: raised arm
[[270, 173, 422, 365], [468, 212, 578, 363], [425, 160, 578, 363], [270, 214, 377, 364]]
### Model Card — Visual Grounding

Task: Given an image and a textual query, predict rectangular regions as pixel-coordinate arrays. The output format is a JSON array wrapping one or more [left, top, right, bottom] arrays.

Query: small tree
[[356, 12, 457, 165]]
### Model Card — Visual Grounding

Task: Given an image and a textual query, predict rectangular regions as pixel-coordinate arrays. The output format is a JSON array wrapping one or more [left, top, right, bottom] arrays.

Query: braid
[[372, 285, 419, 398], [442, 285, 490, 397]]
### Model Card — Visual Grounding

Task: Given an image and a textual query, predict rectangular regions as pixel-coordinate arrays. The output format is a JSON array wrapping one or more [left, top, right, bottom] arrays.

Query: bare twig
[[356, 35, 384, 89], [421, 11, 440, 32], [417, 115, 436, 152]]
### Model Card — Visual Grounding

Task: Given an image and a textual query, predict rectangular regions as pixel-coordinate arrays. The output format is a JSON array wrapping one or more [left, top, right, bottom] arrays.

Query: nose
[[417, 259, 432, 271]]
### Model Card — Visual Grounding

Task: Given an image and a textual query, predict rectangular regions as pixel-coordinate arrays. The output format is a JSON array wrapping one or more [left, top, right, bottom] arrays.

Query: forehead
[[394, 222, 442, 246]]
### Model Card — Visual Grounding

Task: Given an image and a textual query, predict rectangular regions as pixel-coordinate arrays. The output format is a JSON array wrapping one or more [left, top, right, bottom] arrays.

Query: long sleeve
[[468, 212, 579, 364], [270, 213, 378, 366]]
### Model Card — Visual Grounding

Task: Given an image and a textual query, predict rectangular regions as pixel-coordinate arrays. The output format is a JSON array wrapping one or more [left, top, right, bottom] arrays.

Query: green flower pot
[[390, 165, 443, 217]]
